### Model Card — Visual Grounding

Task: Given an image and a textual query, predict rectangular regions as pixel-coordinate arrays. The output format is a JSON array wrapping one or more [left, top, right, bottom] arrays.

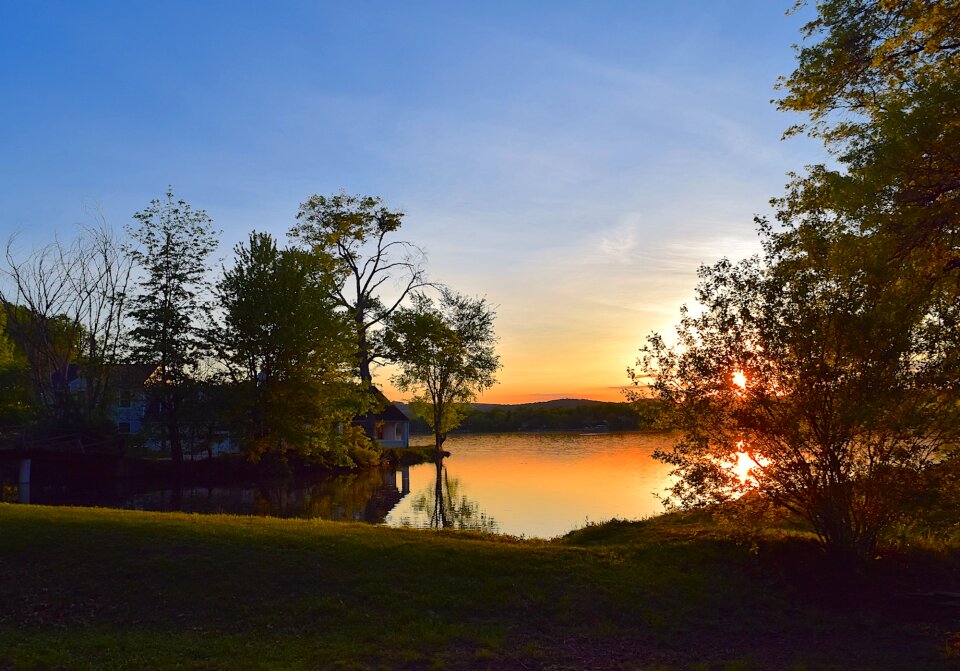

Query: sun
[[732, 370, 747, 390], [730, 445, 769, 484]]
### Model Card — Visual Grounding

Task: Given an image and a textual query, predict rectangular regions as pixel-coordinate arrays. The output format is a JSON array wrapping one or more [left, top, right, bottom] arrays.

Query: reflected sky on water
[[387, 431, 675, 538], [14, 431, 676, 538]]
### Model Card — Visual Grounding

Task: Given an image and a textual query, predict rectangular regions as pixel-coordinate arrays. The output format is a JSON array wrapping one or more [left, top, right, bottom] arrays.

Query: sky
[[0, 1, 824, 403]]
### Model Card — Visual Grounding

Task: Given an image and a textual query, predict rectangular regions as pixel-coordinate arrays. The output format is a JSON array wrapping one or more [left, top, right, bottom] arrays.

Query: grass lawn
[[1, 503, 959, 670]]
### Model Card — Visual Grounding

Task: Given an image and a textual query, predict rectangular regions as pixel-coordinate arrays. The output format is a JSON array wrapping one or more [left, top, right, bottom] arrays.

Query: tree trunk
[[169, 427, 183, 472], [813, 489, 875, 568], [434, 428, 446, 460], [356, 312, 372, 386], [167, 404, 184, 499]]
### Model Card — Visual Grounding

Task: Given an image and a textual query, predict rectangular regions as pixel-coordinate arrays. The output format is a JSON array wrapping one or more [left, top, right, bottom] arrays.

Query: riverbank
[[2, 504, 959, 669]]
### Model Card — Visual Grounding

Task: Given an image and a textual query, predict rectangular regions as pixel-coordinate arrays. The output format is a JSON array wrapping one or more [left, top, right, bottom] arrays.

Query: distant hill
[[393, 398, 657, 435], [394, 397, 608, 416], [470, 398, 609, 412]]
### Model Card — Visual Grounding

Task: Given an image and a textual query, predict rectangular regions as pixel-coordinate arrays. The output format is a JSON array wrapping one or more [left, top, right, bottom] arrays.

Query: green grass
[[1, 504, 959, 670]]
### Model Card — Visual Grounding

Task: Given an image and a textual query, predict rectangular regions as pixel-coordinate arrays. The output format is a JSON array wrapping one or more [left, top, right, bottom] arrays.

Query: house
[[109, 363, 157, 435], [353, 388, 411, 448], [73, 364, 236, 456], [62, 362, 154, 435]]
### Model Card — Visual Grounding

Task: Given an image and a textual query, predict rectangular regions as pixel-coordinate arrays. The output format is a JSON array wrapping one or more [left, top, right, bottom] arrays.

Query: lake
[[390, 432, 676, 537], [15, 431, 677, 538]]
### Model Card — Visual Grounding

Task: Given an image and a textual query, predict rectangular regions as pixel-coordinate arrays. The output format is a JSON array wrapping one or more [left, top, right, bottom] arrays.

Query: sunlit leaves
[[385, 290, 500, 451], [632, 220, 960, 559], [289, 191, 429, 383]]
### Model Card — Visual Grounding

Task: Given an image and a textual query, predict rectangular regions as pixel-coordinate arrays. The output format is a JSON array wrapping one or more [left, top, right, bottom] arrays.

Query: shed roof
[[355, 387, 410, 423]]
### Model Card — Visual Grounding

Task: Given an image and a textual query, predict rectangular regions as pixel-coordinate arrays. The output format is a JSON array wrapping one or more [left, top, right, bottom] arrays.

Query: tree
[[384, 290, 500, 456], [289, 191, 430, 387], [0, 224, 132, 426], [628, 0, 960, 564], [758, 0, 960, 556], [215, 232, 372, 464], [0, 310, 33, 433], [632, 219, 960, 563], [777, 0, 960, 285], [126, 188, 218, 476]]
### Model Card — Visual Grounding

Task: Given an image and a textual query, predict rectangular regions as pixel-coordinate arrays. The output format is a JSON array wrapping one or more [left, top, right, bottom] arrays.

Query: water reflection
[[24, 464, 414, 523], [13, 432, 677, 537], [385, 431, 676, 537], [403, 458, 498, 533]]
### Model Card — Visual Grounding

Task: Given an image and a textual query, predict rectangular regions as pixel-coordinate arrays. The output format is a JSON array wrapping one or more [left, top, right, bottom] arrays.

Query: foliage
[[384, 290, 500, 452], [340, 423, 382, 467], [126, 188, 219, 470], [633, 220, 960, 561], [780, 0, 960, 146], [634, 0, 960, 564], [0, 310, 32, 431], [0, 225, 132, 425], [215, 232, 372, 465], [778, 0, 960, 298], [290, 191, 429, 385], [434, 401, 646, 434]]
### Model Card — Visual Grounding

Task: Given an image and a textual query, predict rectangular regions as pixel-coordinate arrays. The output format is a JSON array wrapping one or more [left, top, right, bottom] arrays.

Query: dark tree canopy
[[636, 0, 960, 562], [215, 232, 372, 465], [778, 0, 960, 277], [290, 191, 429, 386], [126, 188, 219, 472], [0, 309, 33, 431], [633, 221, 960, 561]]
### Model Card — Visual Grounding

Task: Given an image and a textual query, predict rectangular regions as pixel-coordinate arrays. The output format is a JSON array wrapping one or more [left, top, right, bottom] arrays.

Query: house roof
[[355, 387, 410, 423], [375, 403, 409, 423]]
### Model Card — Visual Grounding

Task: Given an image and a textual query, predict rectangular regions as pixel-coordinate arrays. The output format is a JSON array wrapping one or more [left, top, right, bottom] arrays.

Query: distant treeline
[[407, 400, 660, 434]]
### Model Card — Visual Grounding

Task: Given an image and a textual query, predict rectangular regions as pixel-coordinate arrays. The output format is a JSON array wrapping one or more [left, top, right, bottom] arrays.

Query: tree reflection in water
[[251, 467, 404, 522], [409, 458, 497, 532]]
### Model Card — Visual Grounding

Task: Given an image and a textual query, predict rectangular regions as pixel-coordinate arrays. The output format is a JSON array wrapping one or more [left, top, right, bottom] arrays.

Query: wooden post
[[18, 458, 31, 504], [401, 463, 410, 495]]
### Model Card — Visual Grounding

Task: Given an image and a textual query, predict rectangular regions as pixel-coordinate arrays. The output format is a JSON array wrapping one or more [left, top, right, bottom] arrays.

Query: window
[[118, 390, 132, 408]]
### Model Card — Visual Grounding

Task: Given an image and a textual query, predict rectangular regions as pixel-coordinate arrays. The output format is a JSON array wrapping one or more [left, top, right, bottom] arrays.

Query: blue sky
[[0, 1, 823, 402]]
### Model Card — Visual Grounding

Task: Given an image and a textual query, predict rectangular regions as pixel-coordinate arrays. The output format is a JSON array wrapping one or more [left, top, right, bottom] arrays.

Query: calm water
[[17, 431, 677, 538], [389, 432, 676, 537]]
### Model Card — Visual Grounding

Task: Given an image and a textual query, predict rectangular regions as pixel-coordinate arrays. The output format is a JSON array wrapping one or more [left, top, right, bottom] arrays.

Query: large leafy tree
[[289, 191, 430, 387], [384, 290, 500, 456], [126, 189, 218, 475], [215, 232, 372, 464], [778, 0, 960, 283], [635, 0, 960, 562], [633, 221, 960, 562]]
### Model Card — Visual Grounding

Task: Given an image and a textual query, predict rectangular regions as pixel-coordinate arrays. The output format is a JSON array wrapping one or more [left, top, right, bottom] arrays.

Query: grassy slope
[[1, 504, 958, 670]]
